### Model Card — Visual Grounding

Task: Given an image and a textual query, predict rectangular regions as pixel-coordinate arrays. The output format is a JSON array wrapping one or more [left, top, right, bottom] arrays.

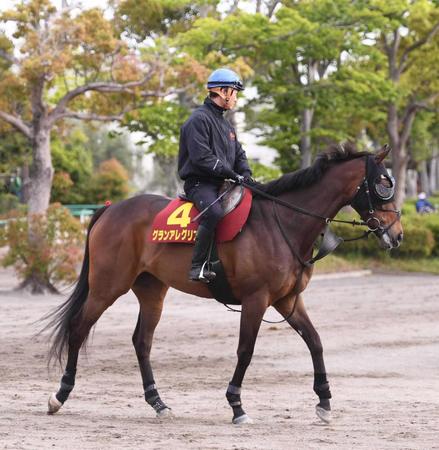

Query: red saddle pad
[[149, 188, 252, 244]]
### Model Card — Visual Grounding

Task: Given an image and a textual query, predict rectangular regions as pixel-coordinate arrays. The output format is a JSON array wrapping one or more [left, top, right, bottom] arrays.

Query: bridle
[[350, 155, 401, 237], [243, 154, 402, 264], [225, 154, 402, 324]]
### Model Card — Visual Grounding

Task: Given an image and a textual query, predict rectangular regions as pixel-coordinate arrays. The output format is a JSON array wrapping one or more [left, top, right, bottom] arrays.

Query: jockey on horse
[[178, 68, 253, 283]]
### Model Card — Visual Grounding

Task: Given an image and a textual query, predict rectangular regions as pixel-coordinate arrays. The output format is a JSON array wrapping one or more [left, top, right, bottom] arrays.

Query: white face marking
[[381, 232, 392, 248]]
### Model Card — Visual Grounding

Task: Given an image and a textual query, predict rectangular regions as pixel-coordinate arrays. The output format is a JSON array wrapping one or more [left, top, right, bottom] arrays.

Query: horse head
[[350, 145, 403, 249]]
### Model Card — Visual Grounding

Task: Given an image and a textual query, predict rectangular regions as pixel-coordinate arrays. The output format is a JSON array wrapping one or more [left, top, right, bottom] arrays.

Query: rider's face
[[221, 88, 239, 110]]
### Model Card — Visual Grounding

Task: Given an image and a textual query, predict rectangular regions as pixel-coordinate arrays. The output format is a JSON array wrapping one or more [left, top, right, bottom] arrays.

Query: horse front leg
[[226, 294, 267, 424], [131, 274, 171, 418], [274, 294, 332, 423]]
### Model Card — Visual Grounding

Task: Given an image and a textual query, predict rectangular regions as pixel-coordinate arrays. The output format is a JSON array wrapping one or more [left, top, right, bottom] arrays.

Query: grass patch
[[313, 253, 439, 275], [313, 254, 365, 273]]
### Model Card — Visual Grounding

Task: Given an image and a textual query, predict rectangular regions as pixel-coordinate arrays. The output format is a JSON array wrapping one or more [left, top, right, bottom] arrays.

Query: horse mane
[[257, 142, 370, 196]]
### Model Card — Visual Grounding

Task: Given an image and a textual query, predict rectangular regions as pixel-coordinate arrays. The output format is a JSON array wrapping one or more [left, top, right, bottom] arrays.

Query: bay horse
[[45, 144, 403, 424]]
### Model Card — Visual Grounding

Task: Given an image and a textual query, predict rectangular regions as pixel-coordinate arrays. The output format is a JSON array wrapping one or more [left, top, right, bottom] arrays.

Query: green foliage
[[0, 203, 85, 289], [115, 0, 207, 40], [50, 124, 136, 204], [331, 210, 439, 258], [0, 129, 31, 173], [410, 112, 439, 163], [51, 128, 93, 203], [83, 125, 139, 174], [409, 213, 439, 256], [249, 161, 281, 182], [125, 101, 190, 158], [87, 158, 130, 203], [0, 193, 20, 215], [51, 171, 75, 204]]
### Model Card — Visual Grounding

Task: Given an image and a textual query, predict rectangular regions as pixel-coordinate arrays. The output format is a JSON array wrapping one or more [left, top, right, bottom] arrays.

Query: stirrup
[[200, 261, 216, 282], [189, 262, 216, 283]]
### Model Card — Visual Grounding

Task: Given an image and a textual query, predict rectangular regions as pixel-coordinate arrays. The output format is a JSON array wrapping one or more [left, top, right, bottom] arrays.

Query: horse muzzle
[[377, 229, 403, 249]]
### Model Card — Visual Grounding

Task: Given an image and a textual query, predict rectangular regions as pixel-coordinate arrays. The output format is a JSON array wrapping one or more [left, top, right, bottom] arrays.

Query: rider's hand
[[234, 174, 245, 185], [244, 176, 256, 185]]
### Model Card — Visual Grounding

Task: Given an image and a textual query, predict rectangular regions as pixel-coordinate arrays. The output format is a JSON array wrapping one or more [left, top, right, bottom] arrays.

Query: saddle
[[149, 181, 252, 244], [149, 181, 251, 305]]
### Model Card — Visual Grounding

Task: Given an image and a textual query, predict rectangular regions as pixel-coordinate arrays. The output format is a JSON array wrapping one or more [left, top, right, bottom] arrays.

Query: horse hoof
[[232, 414, 253, 425], [316, 405, 331, 423], [47, 393, 62, 415], [156, 407, 173, 419]]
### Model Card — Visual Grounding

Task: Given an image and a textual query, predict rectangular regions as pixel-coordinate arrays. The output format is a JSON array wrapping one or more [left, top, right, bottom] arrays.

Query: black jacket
[[178, 97, 252, 185]]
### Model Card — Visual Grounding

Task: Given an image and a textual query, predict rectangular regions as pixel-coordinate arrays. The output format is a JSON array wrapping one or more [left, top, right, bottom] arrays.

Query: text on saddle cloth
[[149, 187, 252, 244]]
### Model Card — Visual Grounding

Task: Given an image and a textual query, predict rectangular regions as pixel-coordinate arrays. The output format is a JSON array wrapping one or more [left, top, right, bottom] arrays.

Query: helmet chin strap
[[209, 87, 233, 107]]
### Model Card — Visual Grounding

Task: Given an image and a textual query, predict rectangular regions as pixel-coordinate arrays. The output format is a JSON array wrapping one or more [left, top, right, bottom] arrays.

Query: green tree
[[50, 127, 93, 203], [83, 125, 138, 175], [88, 158, 130, 203], [0, 203, 85, 294], [124, 101, 190, 195], [177, 2, 381, 171], [0, 128, 31, 174], [0, 0, 165, 292], [370, 0, 439, 205]]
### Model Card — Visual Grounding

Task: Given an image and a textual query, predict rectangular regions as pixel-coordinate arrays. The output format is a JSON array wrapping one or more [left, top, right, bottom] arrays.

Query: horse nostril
[[397, 232, 403, 242]]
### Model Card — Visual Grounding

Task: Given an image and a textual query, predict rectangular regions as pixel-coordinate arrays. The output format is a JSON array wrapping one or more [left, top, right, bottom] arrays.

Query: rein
[[243, 181, 368, 229]]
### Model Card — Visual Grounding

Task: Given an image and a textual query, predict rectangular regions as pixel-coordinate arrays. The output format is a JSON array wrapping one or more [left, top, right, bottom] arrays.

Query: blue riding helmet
[[207, 68, 244, 91]]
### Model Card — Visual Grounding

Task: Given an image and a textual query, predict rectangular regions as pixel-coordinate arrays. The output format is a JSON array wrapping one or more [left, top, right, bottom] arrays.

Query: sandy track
[[0, 269, 438, 449]]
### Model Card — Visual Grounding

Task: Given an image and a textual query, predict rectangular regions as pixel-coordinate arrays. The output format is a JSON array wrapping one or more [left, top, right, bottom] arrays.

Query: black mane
[[258, 143, 370, 196]]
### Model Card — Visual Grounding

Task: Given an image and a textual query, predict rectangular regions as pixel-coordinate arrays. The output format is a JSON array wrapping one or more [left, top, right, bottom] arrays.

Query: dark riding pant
[[185, 180, 224, 230]]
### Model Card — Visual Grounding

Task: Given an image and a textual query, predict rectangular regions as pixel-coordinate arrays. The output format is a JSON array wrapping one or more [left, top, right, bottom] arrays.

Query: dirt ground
[[0, 268, 438, 450]]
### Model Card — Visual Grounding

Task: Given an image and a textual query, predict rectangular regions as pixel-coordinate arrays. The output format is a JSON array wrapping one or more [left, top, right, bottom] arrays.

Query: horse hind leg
[[48, 289, 124, 414], [131, 273, 171, 418], [274, 294, 332, 423]]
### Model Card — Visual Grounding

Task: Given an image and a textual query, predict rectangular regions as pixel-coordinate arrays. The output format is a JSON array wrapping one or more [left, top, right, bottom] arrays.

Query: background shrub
[[0, 203, 85, 292], [331, 211, 437, 258]]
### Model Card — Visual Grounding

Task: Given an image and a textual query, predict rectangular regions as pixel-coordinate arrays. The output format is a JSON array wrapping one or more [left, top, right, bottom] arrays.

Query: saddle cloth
[[149, 186, 252, 244]]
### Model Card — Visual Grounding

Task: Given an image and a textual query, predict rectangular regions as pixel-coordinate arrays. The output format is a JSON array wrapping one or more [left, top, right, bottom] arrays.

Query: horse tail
[[44, 205, 110, 366]]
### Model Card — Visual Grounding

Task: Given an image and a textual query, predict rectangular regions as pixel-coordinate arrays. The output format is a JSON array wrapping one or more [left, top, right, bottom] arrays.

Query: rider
[[415, 192, 435, 214], [178, 68, 252, 282]]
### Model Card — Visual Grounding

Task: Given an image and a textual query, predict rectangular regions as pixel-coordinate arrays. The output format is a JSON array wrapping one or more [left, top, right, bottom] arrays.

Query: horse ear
[[375, 144, 391, 164]]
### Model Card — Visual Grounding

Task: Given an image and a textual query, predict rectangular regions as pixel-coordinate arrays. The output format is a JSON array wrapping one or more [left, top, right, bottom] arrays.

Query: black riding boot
[[189, 225, 216, 283]]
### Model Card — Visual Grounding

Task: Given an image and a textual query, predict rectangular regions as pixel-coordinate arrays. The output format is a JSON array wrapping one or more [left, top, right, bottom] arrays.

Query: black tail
[[43, 205, 110, 366]]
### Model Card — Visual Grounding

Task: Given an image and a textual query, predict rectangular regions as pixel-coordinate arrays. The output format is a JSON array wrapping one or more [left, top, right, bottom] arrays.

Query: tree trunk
[[436, 152, 439, 193], [405, 169, 418, 199], [300, 107, 314, 169], [20, 164, 31, 203], [391, 146, 408, 206], [20, 124, 55, 294], [28, 127, 54, 215], [387, 103, 414, 207], [430, 150, 438, 193], [300, 61, 317, 169], [418, 160, 430, 195], [17, 273, 59, 295]]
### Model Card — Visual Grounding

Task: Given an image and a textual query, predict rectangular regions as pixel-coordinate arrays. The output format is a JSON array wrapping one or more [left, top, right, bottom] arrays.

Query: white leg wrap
[[232, 414, 253, 425], [156, 407, 174, 419], [316, 405, 332, 423], [47, 393, 63, 415]]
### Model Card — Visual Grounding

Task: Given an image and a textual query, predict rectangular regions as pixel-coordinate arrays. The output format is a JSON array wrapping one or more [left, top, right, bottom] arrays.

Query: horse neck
[[274, 158, 366, 257]]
